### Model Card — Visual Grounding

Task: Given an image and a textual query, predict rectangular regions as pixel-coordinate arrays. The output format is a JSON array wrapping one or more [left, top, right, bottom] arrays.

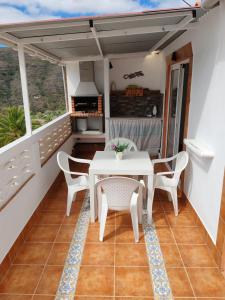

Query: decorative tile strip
[[55, 192, 90, 300], [142, 213, 174, 300]]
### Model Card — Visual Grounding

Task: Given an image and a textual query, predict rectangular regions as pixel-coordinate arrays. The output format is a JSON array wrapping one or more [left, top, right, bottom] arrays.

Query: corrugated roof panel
[[95, 15, 184, 31], [11, 24, 91, 39]]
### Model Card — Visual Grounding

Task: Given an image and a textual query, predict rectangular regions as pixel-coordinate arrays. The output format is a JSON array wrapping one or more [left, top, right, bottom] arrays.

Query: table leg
[[147, 174, 154, 224], [89, 172, 96, 223]]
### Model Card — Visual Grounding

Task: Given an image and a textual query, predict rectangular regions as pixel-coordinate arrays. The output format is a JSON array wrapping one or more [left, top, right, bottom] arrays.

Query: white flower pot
[[115, 152, 123, 160]]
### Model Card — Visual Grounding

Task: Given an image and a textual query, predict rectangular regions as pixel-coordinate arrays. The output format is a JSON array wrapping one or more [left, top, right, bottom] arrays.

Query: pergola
[[0, 6, 204, 135]]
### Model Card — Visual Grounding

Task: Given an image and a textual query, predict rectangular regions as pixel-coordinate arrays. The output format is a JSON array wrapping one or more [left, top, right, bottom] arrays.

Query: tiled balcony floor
[[1, 144, 225, 299]]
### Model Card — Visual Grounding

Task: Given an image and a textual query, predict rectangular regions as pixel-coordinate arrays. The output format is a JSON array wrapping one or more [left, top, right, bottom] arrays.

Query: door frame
[[162, 43, 193, 194], [162, 43, 193, 158]]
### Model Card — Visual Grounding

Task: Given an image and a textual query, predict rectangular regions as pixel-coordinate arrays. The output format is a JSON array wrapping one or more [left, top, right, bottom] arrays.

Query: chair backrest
[[173, 151, 189, 184], [57, 151, 73, 186], [105, 137, 138, 151], [96, 176, 142, 210]]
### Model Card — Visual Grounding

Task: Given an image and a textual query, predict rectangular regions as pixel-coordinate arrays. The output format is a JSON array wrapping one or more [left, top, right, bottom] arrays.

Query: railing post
[[17, 44, 32, 135], [104, 58, 110, 141]]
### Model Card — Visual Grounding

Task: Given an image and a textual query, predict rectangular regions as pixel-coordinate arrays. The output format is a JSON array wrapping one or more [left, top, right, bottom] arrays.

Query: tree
[[0, 106, 26, 147]]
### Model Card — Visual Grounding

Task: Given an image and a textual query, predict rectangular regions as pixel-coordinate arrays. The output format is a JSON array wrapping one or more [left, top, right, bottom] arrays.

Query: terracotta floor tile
[[63, 211, 80, 225], [153, 212, 168, 226], [76, 266, 114, 296], [41, 199, 66, 211], [152, 200, 164, 213], [160, 244, 183, 267], [187, 268, 225, 297], [172, 227, 205, 244], [0, 265, 43, 294], [0, 295, 32, 300], [75, 297, 113, 300], [13, 242, 52, 265], [115, 298, 153, 300], [82, 243, 114, 266], [116, 211, 132, 227], [33, 296, 55, 300], [36, 211, 65, 225], [167, 268, 194, 297], [178, 245, 217, 267], [156, 227, 175, 243], [35, 265, 63, 295], [47, 243, 70, 265], [116, 226, 144, 243], [55, 225, 75, 243], [115, 267, 153, 297], [166, 211, 197, 227], [115, 244, 148, 266], [86, 226, 115, 243], [26, 225, 59, 242]]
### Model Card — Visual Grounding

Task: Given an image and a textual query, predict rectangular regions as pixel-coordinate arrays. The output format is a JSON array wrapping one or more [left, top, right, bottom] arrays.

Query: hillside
[[0, 47, 65, 113]]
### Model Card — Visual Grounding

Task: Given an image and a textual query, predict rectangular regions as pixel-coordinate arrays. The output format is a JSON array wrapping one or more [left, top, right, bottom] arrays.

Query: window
[[25, 55, 66, 129], [0, 44, 25, 148]]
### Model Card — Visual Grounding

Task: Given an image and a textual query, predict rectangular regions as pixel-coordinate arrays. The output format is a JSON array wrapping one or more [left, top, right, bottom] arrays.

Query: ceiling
[[0, 7, 205, 64]]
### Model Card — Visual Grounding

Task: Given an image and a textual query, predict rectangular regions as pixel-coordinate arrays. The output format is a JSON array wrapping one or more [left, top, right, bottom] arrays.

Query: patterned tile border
[[55, 194, 173, 300], [55, 192, 90, 300], [143, 212, 173, 300]]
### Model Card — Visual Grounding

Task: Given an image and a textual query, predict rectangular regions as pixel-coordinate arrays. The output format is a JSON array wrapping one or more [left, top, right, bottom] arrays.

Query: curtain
[[109, 118, 162, 155]]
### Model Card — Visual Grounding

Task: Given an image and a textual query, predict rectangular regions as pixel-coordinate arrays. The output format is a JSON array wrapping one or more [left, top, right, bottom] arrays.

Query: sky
[[0, 0, 197, 24]]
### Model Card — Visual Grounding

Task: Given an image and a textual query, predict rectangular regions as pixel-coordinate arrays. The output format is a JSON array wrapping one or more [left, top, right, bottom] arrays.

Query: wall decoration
[[123, 71, 144, 79]]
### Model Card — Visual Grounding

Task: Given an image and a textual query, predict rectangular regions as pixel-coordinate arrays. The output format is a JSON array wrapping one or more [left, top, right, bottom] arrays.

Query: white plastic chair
[[152, 151, 189, 216], [57, 151, 91, 216], [105, 137, 138, 151], [96, 177, 143, 242]]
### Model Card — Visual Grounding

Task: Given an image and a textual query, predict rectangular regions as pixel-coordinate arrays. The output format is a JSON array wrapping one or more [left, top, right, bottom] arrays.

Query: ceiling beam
[[62, 51, 149, 63], [89, 20, 104, 57], [149, 14, 195, 52], [0, 10, 194, 33], [0, 32, 62, 63]]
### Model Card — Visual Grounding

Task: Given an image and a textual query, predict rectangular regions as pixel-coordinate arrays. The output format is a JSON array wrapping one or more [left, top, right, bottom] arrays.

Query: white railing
[[0, 113, 72, 211]]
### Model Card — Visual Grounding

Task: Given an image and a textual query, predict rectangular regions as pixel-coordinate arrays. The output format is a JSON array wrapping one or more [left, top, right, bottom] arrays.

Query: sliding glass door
[[166, 64, 186, 168]]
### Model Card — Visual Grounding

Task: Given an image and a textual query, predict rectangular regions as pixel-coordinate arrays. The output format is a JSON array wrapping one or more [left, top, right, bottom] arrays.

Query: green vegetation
[[0, 106, 26, 147], [0, 47, 66, 148]]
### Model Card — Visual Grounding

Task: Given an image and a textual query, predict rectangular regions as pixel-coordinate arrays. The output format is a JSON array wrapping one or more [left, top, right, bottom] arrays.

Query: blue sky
[[0, 0, 197, 24]]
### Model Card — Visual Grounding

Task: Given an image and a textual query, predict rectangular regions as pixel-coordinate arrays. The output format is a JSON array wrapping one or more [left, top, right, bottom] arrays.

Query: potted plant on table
[[111, 142, 129, 160]]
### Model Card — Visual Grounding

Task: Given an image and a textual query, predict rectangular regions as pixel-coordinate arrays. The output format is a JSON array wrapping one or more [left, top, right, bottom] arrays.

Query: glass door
[[166, 64, 185, 169]]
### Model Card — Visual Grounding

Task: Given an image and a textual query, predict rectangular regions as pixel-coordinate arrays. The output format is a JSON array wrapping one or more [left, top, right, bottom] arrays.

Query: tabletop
[[89, 151, 153, 176]]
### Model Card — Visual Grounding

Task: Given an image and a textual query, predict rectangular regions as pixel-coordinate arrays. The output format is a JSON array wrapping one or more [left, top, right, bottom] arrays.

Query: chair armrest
[[156, 171, 176, 176], [152, 155, 177, 165], [60, 164, 89, 176], [68, 155, 91, 164]]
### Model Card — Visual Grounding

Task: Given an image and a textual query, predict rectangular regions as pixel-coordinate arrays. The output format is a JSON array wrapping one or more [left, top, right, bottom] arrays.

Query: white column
[[17, 44, 32, 135], [103, 58, 110, 141]]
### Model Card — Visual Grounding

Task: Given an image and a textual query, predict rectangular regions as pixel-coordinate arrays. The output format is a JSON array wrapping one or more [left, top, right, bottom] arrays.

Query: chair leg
[[67, 192, 76, 217], [99, 201, 108, 242], [130, 205, 139, 243], [170, 188, 178, 216]]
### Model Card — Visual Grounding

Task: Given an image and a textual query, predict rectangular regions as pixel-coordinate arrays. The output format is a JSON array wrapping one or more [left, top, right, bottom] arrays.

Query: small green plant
[[111, 142, 129, 153]]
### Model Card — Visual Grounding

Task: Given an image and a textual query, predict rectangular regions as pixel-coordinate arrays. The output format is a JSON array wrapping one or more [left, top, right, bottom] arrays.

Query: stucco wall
[[162, 3, 225, 242]]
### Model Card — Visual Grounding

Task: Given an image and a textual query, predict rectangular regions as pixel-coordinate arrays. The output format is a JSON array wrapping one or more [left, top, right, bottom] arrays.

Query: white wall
[[162, 3, 225, 242], [0, 118, 74, 262], [66, 61, 80, 112], [107, 53, 166, 92]]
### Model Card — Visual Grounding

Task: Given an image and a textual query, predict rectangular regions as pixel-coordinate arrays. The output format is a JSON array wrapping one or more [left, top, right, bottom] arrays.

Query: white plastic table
[[89, 151, 154, 223]]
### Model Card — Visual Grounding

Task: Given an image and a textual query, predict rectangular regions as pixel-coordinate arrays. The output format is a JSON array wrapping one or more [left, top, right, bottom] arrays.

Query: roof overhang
[[0, 7, 205, 65]]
